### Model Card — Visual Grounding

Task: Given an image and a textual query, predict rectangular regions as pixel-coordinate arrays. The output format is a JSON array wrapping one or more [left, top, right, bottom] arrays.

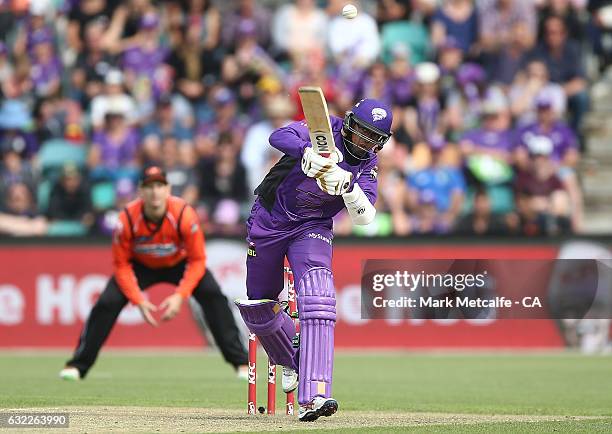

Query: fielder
[[60, 166, 249, 380], [235, 99, 392, 421]]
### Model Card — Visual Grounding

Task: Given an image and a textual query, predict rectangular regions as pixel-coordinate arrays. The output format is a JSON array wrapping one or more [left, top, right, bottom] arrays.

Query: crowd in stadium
[[0, 0, 607, 237]]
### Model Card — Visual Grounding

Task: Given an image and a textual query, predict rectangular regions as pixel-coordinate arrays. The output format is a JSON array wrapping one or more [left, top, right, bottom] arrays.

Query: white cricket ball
[[342, 4, 358, 19]]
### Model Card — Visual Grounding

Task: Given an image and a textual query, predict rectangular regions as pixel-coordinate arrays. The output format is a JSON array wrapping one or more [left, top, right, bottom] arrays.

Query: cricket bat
[[298, 86, 336, 158]]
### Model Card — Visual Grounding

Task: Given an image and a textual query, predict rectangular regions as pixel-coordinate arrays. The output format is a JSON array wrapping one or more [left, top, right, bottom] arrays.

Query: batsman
[[235, 93, 393, 421]]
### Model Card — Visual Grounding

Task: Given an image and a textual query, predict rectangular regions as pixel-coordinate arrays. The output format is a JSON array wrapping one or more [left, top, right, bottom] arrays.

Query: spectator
[[241, 96, 293, 194], [161, 135, 199, 205], [514, 87, 583, 230], [29, 31, 62, 99], [141, 95, 192, 143], [431, 0, 479, 55], [460, 87, 514, 187], [120, 13, 171, 115], [488, 21, 534, 85], [404, 62, 448, 144], [403, 140, 466, 234], [537, 0, 585, 43], [0, 182, 47, 236], [387, 44, 415, 107], [456, 188, 516, 235], [527, 14, 589, 131], [89, 109, 140, 180], [327, 0, 381, 69], [0, 42, 13, 82], [221, 0, 272, 51], [446, 62, 488, 136], [588, 0, 612, 72], [478, 0, 536, 74], [47, 164, 94, 228], [0, 146, 36, 196], [166, 1, 222, 104], [13, 0, 56, 59], [71, 17, 116, 105], [509, 60, 566, 126], [2, 182, 37, 217], [196, 87, 248, 152], [272, 0, 328, 61], [67, 0, 115, 54], [197, 134, 248, 217], [102, 0, 156, 48], [0, 100, 38, 159], [89, 69, 137, 130], [514, 140, 572, 235], [96, 178, 135, 235]]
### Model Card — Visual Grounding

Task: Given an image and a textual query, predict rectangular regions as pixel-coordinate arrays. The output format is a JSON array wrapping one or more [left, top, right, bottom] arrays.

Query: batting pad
[[297, 267, 337, 405], [235, 299, 297, 369]]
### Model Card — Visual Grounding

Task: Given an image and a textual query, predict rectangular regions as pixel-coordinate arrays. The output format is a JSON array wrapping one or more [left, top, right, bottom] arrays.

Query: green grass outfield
[[1, 351, 611, 432]]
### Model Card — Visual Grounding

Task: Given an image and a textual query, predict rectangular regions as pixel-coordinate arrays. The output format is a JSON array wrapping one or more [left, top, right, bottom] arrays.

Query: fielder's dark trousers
[[66, 261, 248, 377]]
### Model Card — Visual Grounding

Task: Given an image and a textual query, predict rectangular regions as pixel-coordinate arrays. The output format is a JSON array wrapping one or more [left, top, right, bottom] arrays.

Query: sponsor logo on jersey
[[247, 242, 257, 257], [307, 232, 332, 246], [370, 166, 378, 180], [133, 243, 177, 257]]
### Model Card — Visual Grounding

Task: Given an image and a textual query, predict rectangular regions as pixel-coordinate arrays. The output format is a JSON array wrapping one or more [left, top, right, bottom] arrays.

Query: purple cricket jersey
[[255, 116, 378, 224], [515, 120, 578, 162], [92, 129, 140, 169]]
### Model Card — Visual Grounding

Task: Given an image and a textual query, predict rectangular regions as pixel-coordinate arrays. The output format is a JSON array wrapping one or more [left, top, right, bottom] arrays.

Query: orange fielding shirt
[[112, 196, 205, 304]]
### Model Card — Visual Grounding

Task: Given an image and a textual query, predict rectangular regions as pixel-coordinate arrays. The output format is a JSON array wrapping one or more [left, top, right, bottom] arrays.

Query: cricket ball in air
[[342, 4, 358, 19]]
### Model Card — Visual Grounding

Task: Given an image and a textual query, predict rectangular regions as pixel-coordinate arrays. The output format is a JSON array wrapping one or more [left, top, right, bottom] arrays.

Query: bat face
[[298, 87, 336, 158]]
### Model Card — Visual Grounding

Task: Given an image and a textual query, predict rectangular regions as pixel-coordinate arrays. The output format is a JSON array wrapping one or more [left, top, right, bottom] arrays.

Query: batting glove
[[316, 165, 353, 195], [301, 147, 344, 178]]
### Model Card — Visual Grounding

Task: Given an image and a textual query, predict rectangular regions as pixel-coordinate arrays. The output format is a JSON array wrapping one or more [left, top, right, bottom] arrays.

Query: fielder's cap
[[140, 165, 168, 185]]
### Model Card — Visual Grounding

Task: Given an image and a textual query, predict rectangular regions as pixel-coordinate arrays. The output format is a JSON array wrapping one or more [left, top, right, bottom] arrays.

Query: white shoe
[[59, 367, 80, 381], [282, 366, 298, 393], [236, 365, 249, 381], [298, 396, 338, 422]]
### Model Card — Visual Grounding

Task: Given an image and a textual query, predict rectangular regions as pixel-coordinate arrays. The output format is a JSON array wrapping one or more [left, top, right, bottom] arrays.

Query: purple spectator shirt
[[515, 120, 578, 162], [461, 127, 514, 154], [122, 45, 169, 76], [92, 129, 140, 169], [30, 57, 62, 95]]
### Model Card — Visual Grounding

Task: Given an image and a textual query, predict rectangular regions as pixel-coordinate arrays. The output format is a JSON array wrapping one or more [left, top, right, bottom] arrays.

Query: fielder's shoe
[[59, 366, 80, 381], [298, 396, 338, 422], [282, 366, 298, 393], [236, 365, 249, 381]]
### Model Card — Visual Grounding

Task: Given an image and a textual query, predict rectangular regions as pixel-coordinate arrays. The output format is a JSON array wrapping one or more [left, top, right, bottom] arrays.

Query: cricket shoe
[[282, 366, 298, 393], [59, 366, 81, 381], [298, 397, 338, 422], [236, 365, 249, 381]]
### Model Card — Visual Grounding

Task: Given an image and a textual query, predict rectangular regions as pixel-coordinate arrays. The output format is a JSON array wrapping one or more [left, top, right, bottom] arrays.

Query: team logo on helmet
[[371, 108, 387, 122]]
